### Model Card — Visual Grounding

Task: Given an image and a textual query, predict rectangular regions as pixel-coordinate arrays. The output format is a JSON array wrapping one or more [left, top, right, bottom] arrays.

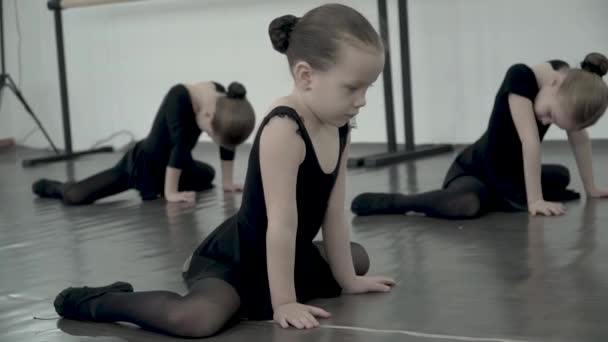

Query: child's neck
[[289, 92, 326, 133], [533, 63, 559, 89], [186, 82, 217, 115]]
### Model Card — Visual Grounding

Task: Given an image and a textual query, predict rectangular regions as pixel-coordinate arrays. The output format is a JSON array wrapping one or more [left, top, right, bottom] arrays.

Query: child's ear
[[293, 61, 313, 91]]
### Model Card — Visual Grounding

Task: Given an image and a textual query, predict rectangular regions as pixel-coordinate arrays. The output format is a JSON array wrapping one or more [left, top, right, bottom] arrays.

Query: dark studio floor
[[1, 141, 608, 342]]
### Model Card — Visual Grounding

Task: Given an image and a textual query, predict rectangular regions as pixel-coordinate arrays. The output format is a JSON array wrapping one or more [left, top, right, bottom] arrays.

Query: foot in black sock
[[351, 193, 404, 216], [32, 179, 64, 199], [54, 281, 133, 321]]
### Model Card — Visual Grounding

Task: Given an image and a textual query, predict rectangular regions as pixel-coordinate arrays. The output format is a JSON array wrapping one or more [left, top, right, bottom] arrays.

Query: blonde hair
[[212, 82, 256, 147], [558, 53, 608, 129]]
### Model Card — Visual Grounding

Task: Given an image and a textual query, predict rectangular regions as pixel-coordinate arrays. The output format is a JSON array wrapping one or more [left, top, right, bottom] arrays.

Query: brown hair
[[212, 82, 256, 147], [559, 52, 608, 129], [268, 3, 383, 71], [581, 52, 608, 78]]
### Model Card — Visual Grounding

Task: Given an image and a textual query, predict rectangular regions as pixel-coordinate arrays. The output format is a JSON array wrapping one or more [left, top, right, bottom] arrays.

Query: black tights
[[351, 164, 577, 219], [75, 242, 368, 338], [62, 167, 131, 205], [90, 277, 240, 338], [33, 161, 215, 205]]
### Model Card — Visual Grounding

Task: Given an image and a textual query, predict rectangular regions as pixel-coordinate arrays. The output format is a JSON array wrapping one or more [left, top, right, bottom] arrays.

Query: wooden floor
[[1, 142, 608, 342]]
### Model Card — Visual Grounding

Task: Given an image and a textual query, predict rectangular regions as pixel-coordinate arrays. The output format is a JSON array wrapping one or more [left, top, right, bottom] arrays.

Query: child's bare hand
[[342, 275, 396, 294], [528, 200, 565, 216], [587, 188, 608, 198], [223, 183, 244, 193], [165, 191, 196, 203], [273, 302, 330, 329]]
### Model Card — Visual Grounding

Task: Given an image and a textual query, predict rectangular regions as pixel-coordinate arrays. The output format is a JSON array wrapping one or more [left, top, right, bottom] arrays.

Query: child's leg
[[62, 167, 130, 205], [33, 167, 130, 205], [314, 241, 370, 276], [541, 164, 570, 190], [179, 161, 216, 192], [351, 176, 491, 219], [541, 164, 580, 201], [55, 278, 240, 338]]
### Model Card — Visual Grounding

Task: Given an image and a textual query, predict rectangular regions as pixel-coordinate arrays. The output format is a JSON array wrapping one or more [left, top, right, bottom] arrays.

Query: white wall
[[0, 0, 607, 150], [407, 0, 608, 143], [0, 105, 11, 139]]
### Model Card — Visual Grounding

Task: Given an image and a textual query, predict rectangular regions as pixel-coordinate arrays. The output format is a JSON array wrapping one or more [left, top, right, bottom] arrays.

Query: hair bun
[[268, 15, 299, 54], [227, 82, 246, 99], [581, 52, 608, 77]]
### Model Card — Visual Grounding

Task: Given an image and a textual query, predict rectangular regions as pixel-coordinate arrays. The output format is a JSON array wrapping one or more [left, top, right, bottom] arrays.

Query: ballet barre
[[24, 0, 148, 166], [348, 0, 453, 167], [47, 0, 146, 10], [26, 0, 452, 167]]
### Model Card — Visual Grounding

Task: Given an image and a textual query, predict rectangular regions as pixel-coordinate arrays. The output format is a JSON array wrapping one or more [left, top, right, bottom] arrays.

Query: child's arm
[[509, 94, 565, 216], [568, 129, 608, 197], [260, 117, 329, 329], [220, 160, 242, 192], [321, 135, 395, 294], [321, 136, 357, 286], [219, 147, 243, 192], [163, 87, 199, 202], [164, 167, 195, 202]]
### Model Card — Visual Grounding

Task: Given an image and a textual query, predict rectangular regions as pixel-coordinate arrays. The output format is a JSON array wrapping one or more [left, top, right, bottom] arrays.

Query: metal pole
[[377, 0, 397, 152], [398, 0, 415, 151], [52, 7, 73, 154]]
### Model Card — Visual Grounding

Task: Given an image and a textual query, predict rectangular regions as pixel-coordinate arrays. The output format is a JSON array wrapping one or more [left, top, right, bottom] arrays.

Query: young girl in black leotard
[[32, 81, 255, 204], [352, 53, 608, 218], [51, 4, 394, 338]]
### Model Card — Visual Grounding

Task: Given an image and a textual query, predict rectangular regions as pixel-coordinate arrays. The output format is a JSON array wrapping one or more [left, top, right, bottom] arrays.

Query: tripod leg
[[6, 76, 59, 154]]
